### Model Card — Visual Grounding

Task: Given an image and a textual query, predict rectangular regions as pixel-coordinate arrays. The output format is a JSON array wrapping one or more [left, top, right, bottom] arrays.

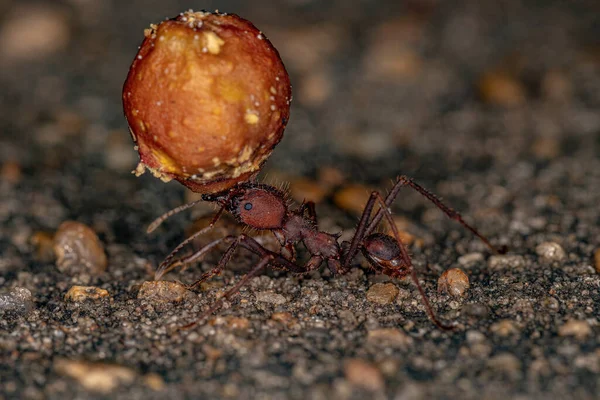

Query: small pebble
[[0, 5, 70, 62], [289, 177, 328, 204], [143, 373, 165, 391], [437, 268, 470, 297], [344, 359, 385, 391], [317, 166, 345, 189], [366, 283, 399, 305], [64, 286, 109, 302], [486, 353, 522, 380], [462, 303, 490, 319], [536, 242, 566, 262], [271, 312, 296, 326], [458, 252, 484, 266], [478, 71, 526, 107], [541, 69, 572, 102], [53, 221, 107, 275], [0, 161, 22, 184], [0, 287, 34, 316], [298, 71, 332, 106], [595, 249, 600, 274], [202, 344, 222, 360], [137, 281, 188, 303], [558, 319, 592, 340], [225, 316, 250, 330], [54, 359, 136, 393], [334, 184, 373, 215], [488, 255, 526, 270], [255, 291, 287, 305], [490, 319, 519, 336], [531, 137, 561, 160], [367, 328, 413, 348]]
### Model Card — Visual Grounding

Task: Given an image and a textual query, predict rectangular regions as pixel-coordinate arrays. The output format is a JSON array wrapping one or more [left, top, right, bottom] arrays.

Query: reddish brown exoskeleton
[[150, 176, 501, 330]]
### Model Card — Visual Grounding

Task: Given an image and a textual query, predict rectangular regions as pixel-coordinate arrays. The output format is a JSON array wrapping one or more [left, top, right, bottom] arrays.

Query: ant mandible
[[149, 175, 501, 330]]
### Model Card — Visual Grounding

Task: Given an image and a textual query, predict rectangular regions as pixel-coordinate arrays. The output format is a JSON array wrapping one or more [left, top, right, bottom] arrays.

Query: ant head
[[204, 183, 287, 229]]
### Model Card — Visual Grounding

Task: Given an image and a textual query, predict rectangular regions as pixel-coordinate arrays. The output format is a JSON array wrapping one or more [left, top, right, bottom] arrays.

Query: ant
[[149, 175, 501, 330]]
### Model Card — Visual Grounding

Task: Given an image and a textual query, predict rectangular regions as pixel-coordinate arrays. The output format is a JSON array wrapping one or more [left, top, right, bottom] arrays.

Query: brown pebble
[[143, 373, 165, 391], [363, 19, 424, 81], [535, 242, 566, 262], [54, 359, 136, 393], [558, 319, 592, 340], [53, 221, 107, 275], [225, 316, 250, 330], [531, 137, 561, 160], [478, 71, 526, 107], [594, 249, 600, 274], [137, 281, 188, 303], [0, 161, 22, 184], [334, 184, 373, 215], [367, 328, 413, 348], [271, 312, 296, 326], [64, 286, 109, 302], [202, 344, 223, 361], [344, 359, 385, 391], [317, 166, 345, 189], [490, 319, 519, 336], [366, 283, 399, 305], [541, 69, 572, 102], [289, 177, 329, 204], [30, 231, 55, 262], [0, 5, 70, 62], [298, 71, 332, 106], [437, 268, 470, 297], [273, 24, 342, 73]]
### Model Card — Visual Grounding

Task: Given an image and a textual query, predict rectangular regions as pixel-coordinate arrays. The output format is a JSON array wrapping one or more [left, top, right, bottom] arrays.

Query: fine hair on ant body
[[149, 175, 501, 330]]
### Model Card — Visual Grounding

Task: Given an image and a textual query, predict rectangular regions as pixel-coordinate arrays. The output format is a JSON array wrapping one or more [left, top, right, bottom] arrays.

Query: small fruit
[[123, 10, 291, 193]]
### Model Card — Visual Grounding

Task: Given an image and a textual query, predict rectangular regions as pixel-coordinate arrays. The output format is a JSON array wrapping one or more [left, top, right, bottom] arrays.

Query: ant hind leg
[[373, 192, 456, 330]]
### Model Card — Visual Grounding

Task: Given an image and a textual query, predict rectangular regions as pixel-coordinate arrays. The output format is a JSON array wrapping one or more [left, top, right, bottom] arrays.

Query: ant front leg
[[153, 202, 229, 280], [181, 234, 318, 330]]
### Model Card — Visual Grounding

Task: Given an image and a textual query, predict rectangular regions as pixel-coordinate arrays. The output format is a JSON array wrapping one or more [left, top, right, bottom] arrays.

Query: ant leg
[[366, 176, 500, 254], [180, 236, 322, 330], [155, 236, 235, 281], [341, 192, 380, 271], [147, 199, 203, 233], [372, 192, 454, 330], [181, 255, 274, 330], [154, 206, 228, 280]]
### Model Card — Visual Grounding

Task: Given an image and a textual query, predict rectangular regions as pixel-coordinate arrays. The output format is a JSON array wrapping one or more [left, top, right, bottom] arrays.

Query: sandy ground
[[1, 0, 600, 399]]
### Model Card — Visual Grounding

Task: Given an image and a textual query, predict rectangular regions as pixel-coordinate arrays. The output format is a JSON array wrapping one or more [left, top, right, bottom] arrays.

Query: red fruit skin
[[123, 11, 291, 193]]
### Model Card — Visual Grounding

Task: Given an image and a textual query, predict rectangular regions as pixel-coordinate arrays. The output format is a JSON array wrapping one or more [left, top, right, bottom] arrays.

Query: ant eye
[[244, 203, 253, 210]]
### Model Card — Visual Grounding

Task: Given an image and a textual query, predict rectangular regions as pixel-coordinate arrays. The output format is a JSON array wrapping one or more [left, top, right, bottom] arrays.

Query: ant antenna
[[147, 199, 204, 233]]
